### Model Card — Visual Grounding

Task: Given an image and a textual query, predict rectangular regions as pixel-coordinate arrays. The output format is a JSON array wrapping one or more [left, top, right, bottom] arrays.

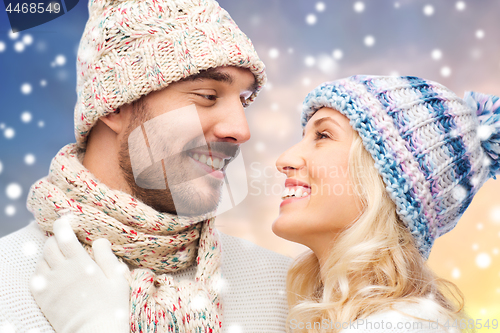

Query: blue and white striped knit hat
[[301, 75, 500, 259]]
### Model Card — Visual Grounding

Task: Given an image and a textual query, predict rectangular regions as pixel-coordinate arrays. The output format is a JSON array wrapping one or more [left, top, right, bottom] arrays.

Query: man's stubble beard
[[118, 100, 223, 216]]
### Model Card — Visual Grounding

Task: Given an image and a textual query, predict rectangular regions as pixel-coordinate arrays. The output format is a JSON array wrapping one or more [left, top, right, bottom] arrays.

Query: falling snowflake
[[477, 125, 494, 140], [227, 324, 243, 333], [268, 48, 279, 59], [490, 206, 500, 224], [354, 1, 365, 13], [214, 277, 227, 293], [24, 153, 36, 165], [21, 111, 32, 123], [493, 248, 499, 255], [6, 183, 23, 200], [332, 49, 343, 60], [40, 79, 47, 87], [14, 41, 25, 52], [114, 308, 128, 320], [317, 54, 337, 74], [477, 223, 484, 230], [190, 294, 210, 310], [21, 83, 32, 94], [304, 56, 316, 67], [85, 265, 96, 275], [38, 120, 45, 128], [55, 54, 66, 66], [288, 48, 294, 54], [452, 185, 467, 201], [4, 127, 15, 139], [475, 252, 491, 269], [0, 41, 5, 53], [302, 77, 311, 86], [315, 2, 326, 12], [456, 1, 466, 11], [423, 5, 434, 16], [8, 31, 19, 40], [22, 34, 33, 45], [271, 103, 279, 111], [364, 35, 375, 47], [30, 275, 47, 292], [431, 49, 442, 60], [5, 205, 16, 216], [22, 241, 38, 257], [440, 66, 452, 77], [0, 160, 3, 174], [472, 243, 479, 251], [451, 268, 461, 279], [475, 29, 485, 39], [305, 13, 317, 25], [394, 2, 400, 8]]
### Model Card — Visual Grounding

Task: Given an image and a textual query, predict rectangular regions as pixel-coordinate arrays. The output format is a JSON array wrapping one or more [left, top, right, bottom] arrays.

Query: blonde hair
[[286, 132, 469, 332]]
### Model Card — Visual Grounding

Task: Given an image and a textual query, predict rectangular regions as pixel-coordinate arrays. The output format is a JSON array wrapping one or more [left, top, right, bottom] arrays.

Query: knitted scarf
[[27, 143, 223, 332]]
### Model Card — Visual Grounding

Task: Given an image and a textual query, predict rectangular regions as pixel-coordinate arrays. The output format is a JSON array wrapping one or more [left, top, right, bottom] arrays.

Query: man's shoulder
[[0, 222, 53, 332]]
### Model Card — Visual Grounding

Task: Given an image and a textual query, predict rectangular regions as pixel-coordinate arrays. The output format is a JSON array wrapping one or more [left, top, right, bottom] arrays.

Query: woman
[[274, 75, 499, 332], [32, 75, 499, 332]]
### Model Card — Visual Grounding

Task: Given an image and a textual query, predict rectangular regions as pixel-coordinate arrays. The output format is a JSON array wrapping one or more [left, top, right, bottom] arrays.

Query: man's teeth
[[281, 187, 310, 199], [192, 153, 225, 170]]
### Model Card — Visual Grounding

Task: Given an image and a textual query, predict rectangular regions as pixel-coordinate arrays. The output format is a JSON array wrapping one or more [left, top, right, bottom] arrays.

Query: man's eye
[[199, 94, 217, 101]]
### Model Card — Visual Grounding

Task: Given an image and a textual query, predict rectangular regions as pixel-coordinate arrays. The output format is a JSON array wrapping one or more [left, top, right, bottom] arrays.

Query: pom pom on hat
[[464, 91, 500, 178]]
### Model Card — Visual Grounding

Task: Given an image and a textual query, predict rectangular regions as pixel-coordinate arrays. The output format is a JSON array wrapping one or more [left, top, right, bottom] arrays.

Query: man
[[0, 0, 291, 332]]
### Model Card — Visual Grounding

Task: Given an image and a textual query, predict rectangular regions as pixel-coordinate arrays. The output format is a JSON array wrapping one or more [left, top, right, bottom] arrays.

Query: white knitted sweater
[[0, 222, 292, 333]]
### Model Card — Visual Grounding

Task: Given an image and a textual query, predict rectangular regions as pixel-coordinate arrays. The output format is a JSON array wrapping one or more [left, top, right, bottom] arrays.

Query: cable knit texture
[[301, 75, 500, 259], [75, 0, 267, 148], [26, 144, 223, 332]]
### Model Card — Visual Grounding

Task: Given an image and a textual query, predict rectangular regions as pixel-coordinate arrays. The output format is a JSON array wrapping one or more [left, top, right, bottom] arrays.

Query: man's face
[[117, 66, 257, 216]]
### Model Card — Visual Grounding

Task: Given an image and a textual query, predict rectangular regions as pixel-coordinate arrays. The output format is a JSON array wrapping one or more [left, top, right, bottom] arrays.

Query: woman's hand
[[30, 215, 130, 333]]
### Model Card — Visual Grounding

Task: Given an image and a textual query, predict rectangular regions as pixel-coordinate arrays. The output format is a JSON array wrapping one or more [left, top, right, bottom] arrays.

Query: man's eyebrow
[[183, 69, 233, 84], [183, 68, 259, 95]]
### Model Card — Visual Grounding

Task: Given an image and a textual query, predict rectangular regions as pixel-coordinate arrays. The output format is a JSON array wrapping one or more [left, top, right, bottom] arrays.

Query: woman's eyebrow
[[313, 117, 341, 129]]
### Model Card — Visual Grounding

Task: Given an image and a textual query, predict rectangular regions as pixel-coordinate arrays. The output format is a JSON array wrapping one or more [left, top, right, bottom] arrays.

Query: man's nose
[[212, 100, 251, 143]]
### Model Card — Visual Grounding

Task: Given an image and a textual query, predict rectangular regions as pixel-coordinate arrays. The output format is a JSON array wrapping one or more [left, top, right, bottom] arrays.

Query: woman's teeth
[[281, 187, 310, 199], [192, 153, 225, 170]]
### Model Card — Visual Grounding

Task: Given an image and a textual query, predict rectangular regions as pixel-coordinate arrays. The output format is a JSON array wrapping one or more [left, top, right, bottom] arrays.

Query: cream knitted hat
[[75, 0, 267, 148]]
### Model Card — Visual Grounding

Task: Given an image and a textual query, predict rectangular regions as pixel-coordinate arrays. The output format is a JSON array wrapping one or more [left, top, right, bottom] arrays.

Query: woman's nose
[[276, 142, 306, 175]]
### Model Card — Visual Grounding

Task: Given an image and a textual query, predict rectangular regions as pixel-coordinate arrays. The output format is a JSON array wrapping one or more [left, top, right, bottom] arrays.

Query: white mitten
[[31, 215, 130, 333]]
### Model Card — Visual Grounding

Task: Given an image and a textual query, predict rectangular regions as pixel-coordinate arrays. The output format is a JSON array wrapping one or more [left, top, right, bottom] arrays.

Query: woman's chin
[[272, 215, 302, 244]]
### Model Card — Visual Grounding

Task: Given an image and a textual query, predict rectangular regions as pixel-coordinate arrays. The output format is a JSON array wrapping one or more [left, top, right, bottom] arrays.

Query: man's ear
[[100, 104, 131, 135]]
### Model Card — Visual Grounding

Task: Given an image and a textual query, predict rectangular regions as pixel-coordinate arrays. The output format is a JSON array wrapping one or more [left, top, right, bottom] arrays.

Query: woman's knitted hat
[[302, 75, 500, 259], [75, 0, 266, 148]]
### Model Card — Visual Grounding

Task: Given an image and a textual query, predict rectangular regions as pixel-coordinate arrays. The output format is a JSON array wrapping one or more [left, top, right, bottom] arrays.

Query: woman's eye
[[315, 131, 330, 140]]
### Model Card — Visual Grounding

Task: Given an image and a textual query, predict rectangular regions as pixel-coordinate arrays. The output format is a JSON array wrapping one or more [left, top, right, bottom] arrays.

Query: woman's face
[[273, 107, 362, 258]]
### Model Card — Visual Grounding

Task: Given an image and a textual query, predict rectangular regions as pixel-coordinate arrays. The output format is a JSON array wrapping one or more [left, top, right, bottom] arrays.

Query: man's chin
[[133, 185, 222, 218]]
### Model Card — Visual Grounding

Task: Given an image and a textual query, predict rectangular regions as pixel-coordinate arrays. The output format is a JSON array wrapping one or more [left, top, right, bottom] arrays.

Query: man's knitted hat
[[301, 75, 500, 259], [75, 0, 266, 148]]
